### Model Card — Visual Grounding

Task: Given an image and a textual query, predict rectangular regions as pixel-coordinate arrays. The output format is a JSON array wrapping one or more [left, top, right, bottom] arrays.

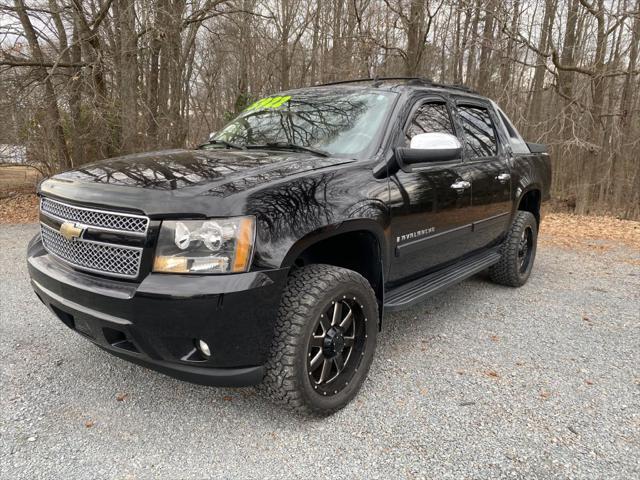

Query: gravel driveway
[[1, 224, 638, 479]]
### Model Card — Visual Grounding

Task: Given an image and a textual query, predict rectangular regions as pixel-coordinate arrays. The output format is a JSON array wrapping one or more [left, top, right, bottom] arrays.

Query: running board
[[384, 250, 501, 312]]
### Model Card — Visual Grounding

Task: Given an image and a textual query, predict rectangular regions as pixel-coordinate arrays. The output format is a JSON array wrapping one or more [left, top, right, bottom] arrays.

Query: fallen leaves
[[116, 393, 128, 402], [485, 370, 500, 379], [84, 420, 95, 428], [0, 193, 39, 224], [539, 213, 640, 250]]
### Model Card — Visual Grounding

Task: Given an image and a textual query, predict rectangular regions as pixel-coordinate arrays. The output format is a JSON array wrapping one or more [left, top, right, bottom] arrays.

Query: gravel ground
[[1, 224, 638, 479]]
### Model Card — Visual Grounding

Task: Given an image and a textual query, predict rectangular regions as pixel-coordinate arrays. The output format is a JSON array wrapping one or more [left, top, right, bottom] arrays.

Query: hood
[[39, 148, 354, 217]]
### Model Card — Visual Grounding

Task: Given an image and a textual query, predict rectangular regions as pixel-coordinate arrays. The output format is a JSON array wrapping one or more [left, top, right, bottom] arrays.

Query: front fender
[[243, 164, 391, 270], [281, 218, 389, 269]]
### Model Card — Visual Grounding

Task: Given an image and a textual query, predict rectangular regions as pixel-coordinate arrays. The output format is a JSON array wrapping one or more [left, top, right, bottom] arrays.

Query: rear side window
[[495, 106, 530, 154], [405, 102, 454, 146], [457, 105, 498, 157]]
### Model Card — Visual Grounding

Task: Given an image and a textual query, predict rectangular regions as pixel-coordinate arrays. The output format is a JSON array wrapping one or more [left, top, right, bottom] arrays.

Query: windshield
[[206, 89, 396, 157]]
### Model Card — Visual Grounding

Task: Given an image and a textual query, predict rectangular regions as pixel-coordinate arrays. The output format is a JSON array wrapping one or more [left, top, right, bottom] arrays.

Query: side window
[[496, 107, 530, 154], [405, 102, 454, 146], [457, 105, 498, 157]]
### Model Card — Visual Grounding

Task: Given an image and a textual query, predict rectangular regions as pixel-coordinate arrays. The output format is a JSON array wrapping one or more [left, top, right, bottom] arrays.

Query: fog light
[[196, 339, 211, 357]]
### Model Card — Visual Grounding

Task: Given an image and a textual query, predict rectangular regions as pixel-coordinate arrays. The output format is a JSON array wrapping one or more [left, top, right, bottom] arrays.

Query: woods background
[[0, 0, 638, 219]]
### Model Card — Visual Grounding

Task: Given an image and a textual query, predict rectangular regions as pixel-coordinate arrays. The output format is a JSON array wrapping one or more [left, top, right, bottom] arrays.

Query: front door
[[387, 96, 475, 285], [453, 101, 512, 250]]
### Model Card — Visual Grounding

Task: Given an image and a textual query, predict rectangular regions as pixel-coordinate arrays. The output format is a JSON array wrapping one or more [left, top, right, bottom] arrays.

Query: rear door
[[452, 99, 512, 250], [387, 95, 475, 285]]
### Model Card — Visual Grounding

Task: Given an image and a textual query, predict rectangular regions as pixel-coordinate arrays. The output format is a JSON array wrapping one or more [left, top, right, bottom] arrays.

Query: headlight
[[153, 216, 255, 274]]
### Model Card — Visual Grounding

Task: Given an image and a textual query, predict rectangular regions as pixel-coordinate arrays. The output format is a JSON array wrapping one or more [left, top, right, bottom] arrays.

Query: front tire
[[262, 264, 378, 415], [489, 210, 538, 287]]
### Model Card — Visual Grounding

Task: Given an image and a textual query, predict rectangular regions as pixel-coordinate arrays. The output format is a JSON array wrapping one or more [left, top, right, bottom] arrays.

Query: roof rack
[[315, 77, 478, 94]]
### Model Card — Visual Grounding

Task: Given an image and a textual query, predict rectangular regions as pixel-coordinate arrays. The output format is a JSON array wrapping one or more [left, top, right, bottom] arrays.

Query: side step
[[384, 250, 501, 312]]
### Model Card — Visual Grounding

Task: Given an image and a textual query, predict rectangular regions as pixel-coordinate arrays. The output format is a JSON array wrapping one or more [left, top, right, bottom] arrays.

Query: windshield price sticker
[[245, 96, 292, 111]]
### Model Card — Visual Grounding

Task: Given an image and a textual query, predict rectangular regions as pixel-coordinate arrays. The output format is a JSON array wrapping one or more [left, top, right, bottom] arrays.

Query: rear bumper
[[27, 234, 289, 387]]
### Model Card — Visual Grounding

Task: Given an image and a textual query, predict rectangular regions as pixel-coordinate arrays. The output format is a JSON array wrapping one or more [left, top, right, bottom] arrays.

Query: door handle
[[496, 173, 511, 183], [451, 180, 471, 192]]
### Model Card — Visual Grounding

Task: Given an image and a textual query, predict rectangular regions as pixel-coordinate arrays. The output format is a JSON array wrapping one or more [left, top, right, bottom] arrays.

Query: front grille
[[41, 197, 148, 234], [39, 197, 148, 279], [40, 224, 143, 278]]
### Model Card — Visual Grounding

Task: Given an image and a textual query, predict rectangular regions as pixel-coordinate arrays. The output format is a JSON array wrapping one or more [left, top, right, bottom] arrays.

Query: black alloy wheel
[[518, 225, 534, 273], [489, 210, 538, 287], [262, 264, 378, 415], [307, 296, 367, 396]]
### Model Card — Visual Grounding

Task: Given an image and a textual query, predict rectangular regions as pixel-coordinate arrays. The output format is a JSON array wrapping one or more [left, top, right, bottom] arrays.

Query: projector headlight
[[153, 216, 255, 274]]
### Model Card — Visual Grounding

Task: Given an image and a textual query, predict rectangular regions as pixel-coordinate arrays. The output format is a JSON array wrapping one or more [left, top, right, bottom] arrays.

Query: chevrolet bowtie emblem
[[59, 222, 84, 241]]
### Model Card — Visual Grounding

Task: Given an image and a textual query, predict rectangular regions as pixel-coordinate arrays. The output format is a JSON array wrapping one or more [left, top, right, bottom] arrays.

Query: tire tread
[[489, 210, 537, 287], [261, 264, 377, 415]]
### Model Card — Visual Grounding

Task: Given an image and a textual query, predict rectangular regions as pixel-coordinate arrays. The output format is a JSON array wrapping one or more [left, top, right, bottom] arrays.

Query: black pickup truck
[[27, 78, 550, 414]]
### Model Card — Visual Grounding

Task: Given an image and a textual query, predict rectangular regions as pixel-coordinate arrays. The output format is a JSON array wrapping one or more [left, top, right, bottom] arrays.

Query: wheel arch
[[281, 219, 387, 326], [516, 186, 542, 227]]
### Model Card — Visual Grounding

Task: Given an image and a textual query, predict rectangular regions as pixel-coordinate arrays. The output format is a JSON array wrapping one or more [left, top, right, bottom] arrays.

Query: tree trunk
[[331, 0, 344, 80], [527, 0, 556, 130], [405, 0, 426, 76], [14, 0, 71, 169], [119, 0, 138, 153], [557, 0, 580, 101], [69, 20, 83, 166], [477, 1, 496, 93], [310, 2, 321, 83], [465, 0, 481, 86]]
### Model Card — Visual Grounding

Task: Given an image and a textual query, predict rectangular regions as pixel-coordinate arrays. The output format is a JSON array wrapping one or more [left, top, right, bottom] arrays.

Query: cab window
[[495, 106, 530, 154], [457, 105, 498, 157], [405, 102, 454, 146]]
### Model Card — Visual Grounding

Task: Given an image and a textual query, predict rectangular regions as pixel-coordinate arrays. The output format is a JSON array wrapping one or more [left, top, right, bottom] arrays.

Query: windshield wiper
[[206, 139, 246, 150], [245, 142, 329, 157]]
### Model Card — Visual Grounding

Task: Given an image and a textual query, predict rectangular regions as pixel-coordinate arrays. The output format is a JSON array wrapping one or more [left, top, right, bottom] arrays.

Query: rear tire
[[489, 211, 538, 287], [261, 264, 378, 415]]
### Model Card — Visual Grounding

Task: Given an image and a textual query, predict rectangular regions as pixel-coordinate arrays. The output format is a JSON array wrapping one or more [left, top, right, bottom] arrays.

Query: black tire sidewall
[[294, 276, 378, 412], [489, 210, 539, 287]]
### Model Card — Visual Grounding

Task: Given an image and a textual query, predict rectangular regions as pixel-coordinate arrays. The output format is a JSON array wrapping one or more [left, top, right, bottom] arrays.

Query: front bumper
[[27, 234, 289, 387]]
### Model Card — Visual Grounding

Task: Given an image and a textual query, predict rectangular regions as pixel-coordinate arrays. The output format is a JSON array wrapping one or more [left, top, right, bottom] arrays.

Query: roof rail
[[316, 77, 431, 87], [314, 77, 478, 94]]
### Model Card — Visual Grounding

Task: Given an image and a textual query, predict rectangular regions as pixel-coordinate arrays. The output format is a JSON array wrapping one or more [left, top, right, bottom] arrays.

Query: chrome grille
[[41, 197, 148, 234], [40, 224, 142, 278]]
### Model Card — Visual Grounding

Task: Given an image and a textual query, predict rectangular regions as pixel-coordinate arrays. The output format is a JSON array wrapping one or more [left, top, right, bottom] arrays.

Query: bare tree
[[1, 0, 638, 218]]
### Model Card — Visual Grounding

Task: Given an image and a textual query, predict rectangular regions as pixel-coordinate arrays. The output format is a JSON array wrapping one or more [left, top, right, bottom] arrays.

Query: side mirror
[[395, 132, 462, 170], [208, 131, 217, 142]]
